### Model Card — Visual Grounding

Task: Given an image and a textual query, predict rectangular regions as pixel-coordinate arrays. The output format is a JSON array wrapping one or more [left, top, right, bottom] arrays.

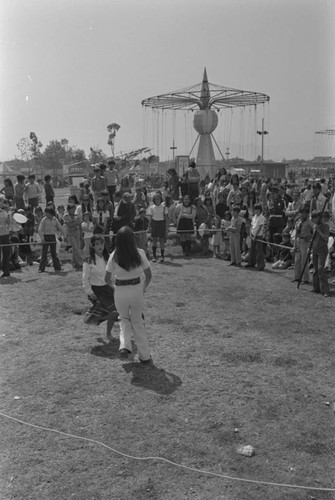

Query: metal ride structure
[[142, 68, 270, 178]]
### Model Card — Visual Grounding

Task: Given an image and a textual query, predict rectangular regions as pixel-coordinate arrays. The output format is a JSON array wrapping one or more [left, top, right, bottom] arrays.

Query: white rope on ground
[[0, 412, 333, 493]]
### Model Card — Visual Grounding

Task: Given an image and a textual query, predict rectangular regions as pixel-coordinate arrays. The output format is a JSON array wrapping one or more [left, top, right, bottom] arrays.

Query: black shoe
[[119, 348, 131, 359], [38, 270, 44, 273], [228, 262, 236, 266], [244, 264, 254, 268]]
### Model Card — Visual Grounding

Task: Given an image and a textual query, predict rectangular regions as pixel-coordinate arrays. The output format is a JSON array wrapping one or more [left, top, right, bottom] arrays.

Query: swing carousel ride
[[142, 68, 270, 178]]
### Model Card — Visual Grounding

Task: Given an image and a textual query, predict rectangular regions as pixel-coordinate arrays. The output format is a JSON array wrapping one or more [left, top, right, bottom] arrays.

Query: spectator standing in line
[[245, 203, 265, 270], [113, 192, 136, 232], [167, 168, 180, 201], [14, 175, 26, 210], [0, 197, 11, 277], [311, 210, 330, 297], [38, 207, 63, 273], [91, 166, 106, 204], [25, 175, 41, 209], [292, 206, 314, 284], [185, 161, 200, 203], [227, 205, 244, 266], [147, 192, 169, 263], [44, 175, 55, 207], [0, 178, 14, 203], [175, 194, 196, 257], [104, 160, 119, 200], [310, 182, 328, 213]]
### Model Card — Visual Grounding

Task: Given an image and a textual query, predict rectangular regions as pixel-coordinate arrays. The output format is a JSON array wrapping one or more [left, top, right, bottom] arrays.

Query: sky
[[1, 0, 335, 163]]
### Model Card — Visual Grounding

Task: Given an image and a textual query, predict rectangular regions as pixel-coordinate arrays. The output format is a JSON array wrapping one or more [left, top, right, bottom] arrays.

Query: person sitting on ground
[[272, 229, 293, 269]]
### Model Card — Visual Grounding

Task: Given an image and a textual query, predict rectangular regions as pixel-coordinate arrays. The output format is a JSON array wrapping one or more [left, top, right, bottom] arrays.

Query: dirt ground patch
[[0, 243, 335, 500]]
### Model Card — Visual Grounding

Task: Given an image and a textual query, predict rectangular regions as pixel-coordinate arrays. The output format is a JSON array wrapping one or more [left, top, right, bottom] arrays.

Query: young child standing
[[246, 203, 265, 270], [64, 203, 83, 270], [81, 212, 94, 259], [147, 192, 168, 263], [210, 215, 223, 258], [227, 205, 244, 266]]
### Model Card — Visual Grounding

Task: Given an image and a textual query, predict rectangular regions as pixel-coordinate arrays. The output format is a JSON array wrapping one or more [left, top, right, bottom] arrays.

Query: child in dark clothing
[[272, 229, 293, 269]]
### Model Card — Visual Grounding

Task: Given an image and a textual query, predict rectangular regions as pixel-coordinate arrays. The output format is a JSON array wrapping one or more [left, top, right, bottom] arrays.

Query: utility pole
[[225, 147, 230, 161], [257, 118, 268, 163], [170, 140, 177, 163]]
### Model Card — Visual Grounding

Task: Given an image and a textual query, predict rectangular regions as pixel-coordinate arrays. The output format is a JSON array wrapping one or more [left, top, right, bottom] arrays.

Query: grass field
[[0, 239, 335, 500]]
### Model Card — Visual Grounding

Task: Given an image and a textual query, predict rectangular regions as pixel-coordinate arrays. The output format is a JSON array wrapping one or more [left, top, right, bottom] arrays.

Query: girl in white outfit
[[105, 226, 152, 363]]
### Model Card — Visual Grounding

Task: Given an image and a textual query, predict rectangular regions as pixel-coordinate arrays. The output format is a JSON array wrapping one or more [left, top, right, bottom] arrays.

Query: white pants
[[114, 284, 150, 361]]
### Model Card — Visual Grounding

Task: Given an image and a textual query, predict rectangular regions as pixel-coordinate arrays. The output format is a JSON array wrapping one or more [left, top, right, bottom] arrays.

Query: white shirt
[[82, 255, 108, 295], [106, 248, 150, 281], [147, 204, 168, 221], [251, 213, 265, 237]]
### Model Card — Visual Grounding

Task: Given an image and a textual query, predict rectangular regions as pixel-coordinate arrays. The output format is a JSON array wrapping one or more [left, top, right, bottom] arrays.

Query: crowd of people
[[1, 161, 335, 360]]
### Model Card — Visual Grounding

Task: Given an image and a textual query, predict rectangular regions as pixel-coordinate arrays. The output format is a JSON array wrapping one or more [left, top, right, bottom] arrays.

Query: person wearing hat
[[91, 166, 106, 205], [104, 160, 119, 200], [310, 182, 327, 213]]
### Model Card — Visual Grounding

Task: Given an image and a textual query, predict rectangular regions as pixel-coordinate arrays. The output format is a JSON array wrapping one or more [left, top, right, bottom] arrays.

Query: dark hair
[[113, 226, 142, 271], [44, 207, 54, 216], [4, 178, 13, 187], [17, 175, 25, 182], [68, 195, 79, 205], [114, 190, 122, 199], [67, 203, 76, 212], [88, 235, 109, 265], [44, 175, 51, 181]]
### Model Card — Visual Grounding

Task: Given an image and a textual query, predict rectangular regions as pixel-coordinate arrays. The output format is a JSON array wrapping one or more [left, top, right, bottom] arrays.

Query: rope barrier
[[0, 412, 334, 493]]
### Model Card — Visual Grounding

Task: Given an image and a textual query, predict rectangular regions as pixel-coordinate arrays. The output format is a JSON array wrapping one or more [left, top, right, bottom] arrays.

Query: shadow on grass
[[90, 338, 120, 359], [122, 362, 182, 395], [0, 276, 20, 285]]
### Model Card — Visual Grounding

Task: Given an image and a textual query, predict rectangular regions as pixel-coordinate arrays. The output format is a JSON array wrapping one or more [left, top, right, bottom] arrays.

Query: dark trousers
[[0, 234, 11, 276], [39, 234, 61, 271], [248, 237, 265, 269], [187, 184, 199, 204], [28, 198, 39, 209], [312, 247, 329, 294], [107, 185, 116, 201]]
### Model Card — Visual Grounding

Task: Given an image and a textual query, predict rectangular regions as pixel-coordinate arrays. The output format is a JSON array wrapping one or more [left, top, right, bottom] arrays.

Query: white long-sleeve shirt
[[82, 255, 108, 296]]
